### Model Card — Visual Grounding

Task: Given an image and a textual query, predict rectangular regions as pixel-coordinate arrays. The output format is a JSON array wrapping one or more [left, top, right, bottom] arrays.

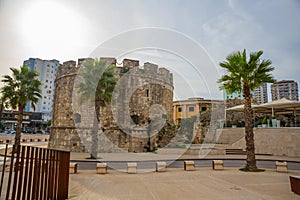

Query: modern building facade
[[271, 80, 299, 101], [0, 110, 31, 130], [253, 83, 268, 104], [173, 97, 223, 125], [223, 91, 244, 100], [23, 58, 60, 122], [224, 83, 268, 104]]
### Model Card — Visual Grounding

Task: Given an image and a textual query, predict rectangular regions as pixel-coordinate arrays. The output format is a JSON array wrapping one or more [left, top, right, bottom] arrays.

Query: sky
[[0, 0, 299, 101]]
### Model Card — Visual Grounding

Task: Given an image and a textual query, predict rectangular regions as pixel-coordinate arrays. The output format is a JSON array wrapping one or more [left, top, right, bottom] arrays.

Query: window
[[131, 115, 139, 125], [178, 107, 182, 112], [74, 113, 81, 123], [188, 107, 194, 112]]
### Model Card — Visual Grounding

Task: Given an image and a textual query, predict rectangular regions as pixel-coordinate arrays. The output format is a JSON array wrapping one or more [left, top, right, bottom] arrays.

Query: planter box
[[290, 176, 300, 195]]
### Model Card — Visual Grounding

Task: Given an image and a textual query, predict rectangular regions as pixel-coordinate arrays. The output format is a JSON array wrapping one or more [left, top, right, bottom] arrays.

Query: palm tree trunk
[[243, 84, 257, 170], [90, 111, 99, 159], [90, 100, 101, 159], [15, 105, 24, 153]]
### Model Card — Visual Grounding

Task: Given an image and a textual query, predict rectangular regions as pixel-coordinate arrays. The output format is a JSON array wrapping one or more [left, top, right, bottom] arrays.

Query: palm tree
[[1, 66, 42, 152], [77, 59, 117, 158], [0, 98, 4, 131], [218, 49, 275, 171]]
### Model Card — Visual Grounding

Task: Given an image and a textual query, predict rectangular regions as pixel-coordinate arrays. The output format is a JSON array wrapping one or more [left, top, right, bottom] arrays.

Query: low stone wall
[[222, 127, 300, 157]]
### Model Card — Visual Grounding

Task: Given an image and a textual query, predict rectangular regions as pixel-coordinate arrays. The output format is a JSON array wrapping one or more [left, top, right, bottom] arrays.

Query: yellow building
[[173, 97, 223, 125]]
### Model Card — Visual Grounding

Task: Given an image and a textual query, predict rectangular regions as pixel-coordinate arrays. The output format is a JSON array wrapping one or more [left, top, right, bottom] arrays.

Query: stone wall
[[221, 128, 300, 157], [48, 58, 174, 153]]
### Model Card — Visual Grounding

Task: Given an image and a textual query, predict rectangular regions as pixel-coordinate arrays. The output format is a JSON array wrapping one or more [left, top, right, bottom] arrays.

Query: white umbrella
[[254, 98, 300, 117]]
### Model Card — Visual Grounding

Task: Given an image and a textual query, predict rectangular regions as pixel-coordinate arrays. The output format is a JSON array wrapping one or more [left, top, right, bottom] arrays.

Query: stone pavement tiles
[[69, 168, 300, 200]]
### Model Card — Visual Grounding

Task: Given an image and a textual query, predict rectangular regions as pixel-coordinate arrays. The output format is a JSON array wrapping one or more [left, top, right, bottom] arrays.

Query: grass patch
[[239, 167, 265, 172]]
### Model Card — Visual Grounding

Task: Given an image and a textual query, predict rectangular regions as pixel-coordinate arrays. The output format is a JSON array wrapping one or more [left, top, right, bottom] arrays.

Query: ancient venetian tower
[[48, 58, 175, 153]]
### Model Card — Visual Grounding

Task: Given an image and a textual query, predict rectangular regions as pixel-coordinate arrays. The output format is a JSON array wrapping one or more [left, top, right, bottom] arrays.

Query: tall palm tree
[[0, 98, 4, 130], [1, 66, 42, 152], [218, 49, 275, 171], [77, 59, 117, 158]]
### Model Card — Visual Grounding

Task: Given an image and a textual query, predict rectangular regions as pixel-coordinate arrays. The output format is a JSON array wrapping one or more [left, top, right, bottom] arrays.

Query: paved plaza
[[68, 152, 300, 200], [69, 167, 300, 200], [0, 137, 299, 199]]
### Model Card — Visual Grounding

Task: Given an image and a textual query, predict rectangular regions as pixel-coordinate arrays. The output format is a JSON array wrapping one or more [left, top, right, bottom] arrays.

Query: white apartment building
[[271, 80, 299, 101], [253, 83, 268, 104], [23, 58, 60, 122]]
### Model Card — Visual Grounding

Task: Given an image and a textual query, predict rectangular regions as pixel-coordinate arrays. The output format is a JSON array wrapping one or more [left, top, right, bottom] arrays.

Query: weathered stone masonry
[[48, 58, 175, 153]]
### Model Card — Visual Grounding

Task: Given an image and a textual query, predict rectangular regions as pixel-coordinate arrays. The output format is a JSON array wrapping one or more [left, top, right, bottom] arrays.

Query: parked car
[[5, 129, 16, 135], [24, 129, 36, 134]]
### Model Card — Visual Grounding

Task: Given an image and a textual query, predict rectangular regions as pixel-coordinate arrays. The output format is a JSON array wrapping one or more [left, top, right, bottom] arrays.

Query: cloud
[[0, 0, 299, 98]]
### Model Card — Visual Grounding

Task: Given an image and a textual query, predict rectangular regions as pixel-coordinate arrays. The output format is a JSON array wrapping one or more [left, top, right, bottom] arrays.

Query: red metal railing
[[0, 144, 70, 200]]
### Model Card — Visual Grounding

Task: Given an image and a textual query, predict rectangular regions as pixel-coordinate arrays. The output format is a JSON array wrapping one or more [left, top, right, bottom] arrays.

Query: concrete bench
[[290, 176, 300, 195], [69, 162, 78, 174], [184, 161, 195, 171], [156, 162, 167, 172], [127, 163, 137, 174], [96, 163, 107, 174], [276, 161, 287, 172], [212, 160, 224, 170]]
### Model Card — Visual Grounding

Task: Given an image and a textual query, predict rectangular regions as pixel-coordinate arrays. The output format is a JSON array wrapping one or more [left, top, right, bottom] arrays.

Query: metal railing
[[0, 144, 70, 200]]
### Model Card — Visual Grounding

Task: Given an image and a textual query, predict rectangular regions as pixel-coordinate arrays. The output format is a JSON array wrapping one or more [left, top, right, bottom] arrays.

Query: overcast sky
[[0, 0, 299, 100]]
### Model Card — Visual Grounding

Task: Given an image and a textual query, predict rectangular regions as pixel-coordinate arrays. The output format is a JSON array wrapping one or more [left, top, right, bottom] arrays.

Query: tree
[[218, 49, 275, 171], [77, 59, 117, 158], [0, 98, 4, 130], [1, 66, 42, 152]]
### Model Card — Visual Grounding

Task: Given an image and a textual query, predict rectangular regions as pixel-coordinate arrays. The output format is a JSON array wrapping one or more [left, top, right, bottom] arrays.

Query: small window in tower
[[162, 114, 167, 119], [74, 113, 81, 123], [131, 115, 139, 125], [178, 107, 182, 112], [146, 89, 149, 97]]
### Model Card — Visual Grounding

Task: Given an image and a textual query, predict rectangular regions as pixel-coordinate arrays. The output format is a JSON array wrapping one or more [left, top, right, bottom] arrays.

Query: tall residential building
[[253, 83, 268, 104], [23, 58, 60, 122], [224, 84, 268, 104], [271, 80, 299, 101]]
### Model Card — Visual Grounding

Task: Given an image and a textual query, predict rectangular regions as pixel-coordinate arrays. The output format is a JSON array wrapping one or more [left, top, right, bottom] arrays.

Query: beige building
[[173, 97, 223, 125]]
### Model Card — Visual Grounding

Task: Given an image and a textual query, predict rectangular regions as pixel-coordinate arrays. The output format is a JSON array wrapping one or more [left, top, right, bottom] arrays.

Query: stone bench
[[290, 176, 300, 195], [127, 163, 137, 174], [96, 163, 107, 174], [212, 160, 224, 170], [156, 162, 167, 172], [276, 161, 288, 172], [184, 161, 195, 171], [69, 162, 78, 174]]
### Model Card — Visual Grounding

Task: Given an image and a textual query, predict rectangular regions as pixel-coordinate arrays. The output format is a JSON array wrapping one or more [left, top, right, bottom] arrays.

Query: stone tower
[[48, 58, 174, 153]]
